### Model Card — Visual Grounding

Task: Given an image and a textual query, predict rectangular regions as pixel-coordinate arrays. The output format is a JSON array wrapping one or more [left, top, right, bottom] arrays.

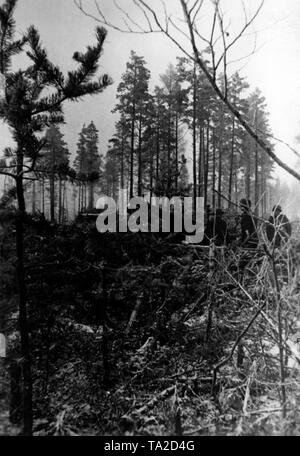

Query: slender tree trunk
[[167, 106, 172, 193], [81, 184, 84, 211], [228, 116, 235, 206], [217, 110, 224, 208], [175, 113, 179, 191], [15, 157, 33, 436], [130, 65, 138, 199], [73, 187, 77, 219], [218, 142, 222, 208], [204, 120, 210, 208], [88, 181, 94, 210], [198, 127, 203, 197], [50, 145, 56, 222], [32, 180, 36, 214], [260, 153, 266, 215], [254, 109, 259, 215], [245, 148, 251, 200], [156, 124, 160, 186], [254, 140, 259, 216], [41, 178, 45, 214], [121, 133, 125, 189], [78, 183, 81, 214], [130, 115, 135, 199], [192, 63, 197, 209], [50, 173, 55, 222], [80, 184, 82, 211], [149, 141, 154, 198], [212, 134, 216, 209], [58, 177, 62, 223], [62, 181, 67, 221], [234, 171, 238, 206], [137, 118, 142, 196]]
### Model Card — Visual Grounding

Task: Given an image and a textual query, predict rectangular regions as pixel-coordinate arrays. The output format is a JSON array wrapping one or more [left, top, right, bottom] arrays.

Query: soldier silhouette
[[239, 198, 258, 249], [266, 205, 291, 248], [203, 208, 228, 246]]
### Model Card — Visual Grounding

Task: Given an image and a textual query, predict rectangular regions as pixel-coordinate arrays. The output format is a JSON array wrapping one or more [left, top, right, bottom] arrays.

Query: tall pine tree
[[113, 51, 151, 197], [42, 125, 69, 221]]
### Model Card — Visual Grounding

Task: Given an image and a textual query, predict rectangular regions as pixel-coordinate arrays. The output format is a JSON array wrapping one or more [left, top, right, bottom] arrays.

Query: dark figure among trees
[[239, 198, 258, 249], [202, 208, 228, 246], [266, 205, 292, 248]]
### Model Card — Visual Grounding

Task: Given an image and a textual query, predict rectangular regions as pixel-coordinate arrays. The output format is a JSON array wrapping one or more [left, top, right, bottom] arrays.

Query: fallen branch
[[211, 301, 267, 393], [213, 255, 300, 366], [132, 385, 176, 416], [125, 293, 143, 335]]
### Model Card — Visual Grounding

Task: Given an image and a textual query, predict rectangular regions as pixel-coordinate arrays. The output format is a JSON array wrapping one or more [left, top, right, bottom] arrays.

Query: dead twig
[[132, 385, 176, 416], [125, 293, 143, 335], [211, 301, 266, 394]]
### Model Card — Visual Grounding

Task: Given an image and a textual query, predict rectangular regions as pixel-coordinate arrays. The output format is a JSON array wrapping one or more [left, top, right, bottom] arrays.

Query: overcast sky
[[1, 0, 300, 189]]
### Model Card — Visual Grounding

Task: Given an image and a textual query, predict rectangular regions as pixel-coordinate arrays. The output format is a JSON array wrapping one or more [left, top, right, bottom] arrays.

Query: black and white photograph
[[0, 0, 300, 440]]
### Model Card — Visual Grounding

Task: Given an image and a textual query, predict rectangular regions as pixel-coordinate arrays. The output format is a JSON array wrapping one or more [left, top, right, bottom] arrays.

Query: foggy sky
[[1, 0, 300, 190]]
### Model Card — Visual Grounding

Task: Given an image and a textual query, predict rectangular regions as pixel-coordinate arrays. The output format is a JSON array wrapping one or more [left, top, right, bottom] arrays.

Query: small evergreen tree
[[0, 0, 111, 435]]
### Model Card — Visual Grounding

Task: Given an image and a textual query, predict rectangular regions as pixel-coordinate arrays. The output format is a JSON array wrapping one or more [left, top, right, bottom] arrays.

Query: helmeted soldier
[[266, 205, 291, 248], [204, 208, 228, 246], [239, 198, 258, 249]]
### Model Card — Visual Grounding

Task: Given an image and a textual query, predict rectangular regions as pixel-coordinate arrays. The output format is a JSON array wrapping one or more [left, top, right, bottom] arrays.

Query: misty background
[[1, 0, 300, 217]]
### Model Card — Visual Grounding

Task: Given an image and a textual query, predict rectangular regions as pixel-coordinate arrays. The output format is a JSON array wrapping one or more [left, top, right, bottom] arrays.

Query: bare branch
[[227, 35, 260, 68], [209, 3, 218, 77], [113, 0, 145, 32], [188, 0, 200, 17], [74, 0, 300, 182], [212, 300, 267, 392], [215, 1, 228, 98], [190, 0, 205, 25], [179, 0, 300, 182], [161, 0, 169, 33], [133, 0, 153, 31], [74, 0, 160, 34], [256, 129, 300, 160], [209, 2, 218, 44], [0, 169, 16, 179], [135, 0, 194, 60], [169, 16, 191, 42], [215, 0, 264, 70]]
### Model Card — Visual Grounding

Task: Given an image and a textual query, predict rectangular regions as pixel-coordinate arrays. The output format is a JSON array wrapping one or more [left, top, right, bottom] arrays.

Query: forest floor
[[0, 360, 20, 436], [30, 303, 299, 437], [0, 216, 300, 436]]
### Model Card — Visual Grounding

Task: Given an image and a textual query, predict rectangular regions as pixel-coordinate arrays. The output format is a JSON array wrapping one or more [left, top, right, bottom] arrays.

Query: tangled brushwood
[[0, 212, 299, 436]]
